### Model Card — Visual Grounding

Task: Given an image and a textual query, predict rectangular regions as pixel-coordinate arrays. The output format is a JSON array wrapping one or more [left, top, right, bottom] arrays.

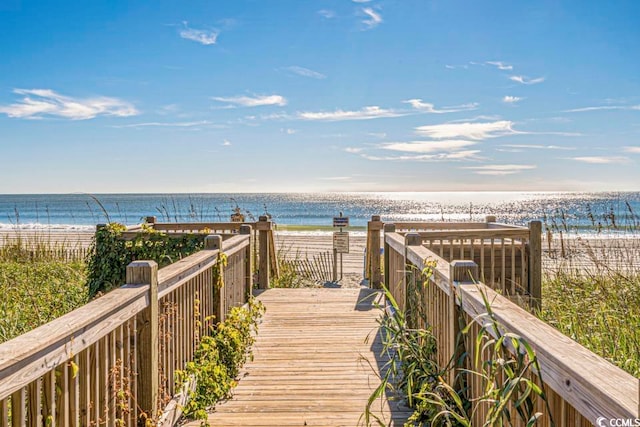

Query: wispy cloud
[[222, 139, 232, 146], [403, 99, 478, 114], [381, 140, 477, 153], [624, 146, 640, 154], [445, 64, 469, 70], [319, 176, 352, 181], [114, 120, 221, 129], [283, 66, 326, 79], [361, 7, 382, 29], [318, 9, 336, 19], [415, 120, 518, 140], [281, 128, 296, 134], [352, 0, 372, 2], [345, 147, 364, 153], [510, 75, 545, 85], [179, 23, 219, 45], [501, 144, 575, 150], [503, 96, 522, 104], [298, 106, 403, 121], [212, 94, 287, 108], [361, 151, 481, 162], [487, 61, 513, 71], [570, 156, 630, 164], [462, 164, 536, 175], [0, 88, 138, 120], [563, 105, 640, 113]]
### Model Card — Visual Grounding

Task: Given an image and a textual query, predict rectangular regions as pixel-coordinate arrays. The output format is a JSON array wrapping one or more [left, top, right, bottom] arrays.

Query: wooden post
[[256, 216, 271, 289], [205, 235, 224, 322], [449, 260, 478, 387], [485, 215, 496, 224], [528, 221, 542, 312], [126, 261, 159, 426], [240, 225, 254, 301], [383, 223, 396, 287], [367, 215, 383, 289], [145, 216, 157, 225]]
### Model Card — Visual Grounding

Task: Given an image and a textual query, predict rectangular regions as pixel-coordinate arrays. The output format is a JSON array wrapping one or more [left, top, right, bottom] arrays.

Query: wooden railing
[[384, 230, 640, 426], [0, 232, 252, 426], [370, 216, 541, 310], [123, 215, 278, 288]]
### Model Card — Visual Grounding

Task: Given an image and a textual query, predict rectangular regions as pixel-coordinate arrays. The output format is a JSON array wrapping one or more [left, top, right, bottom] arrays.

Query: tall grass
[[0, 237, 87, 343]]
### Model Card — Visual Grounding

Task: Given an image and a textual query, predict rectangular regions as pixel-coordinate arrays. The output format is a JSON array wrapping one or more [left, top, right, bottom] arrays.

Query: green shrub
[[176, 298, 265, 423], [86, 223, 204, 298]]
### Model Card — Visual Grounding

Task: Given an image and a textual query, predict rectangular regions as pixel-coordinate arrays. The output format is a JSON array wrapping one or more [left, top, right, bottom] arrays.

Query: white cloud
[[564, 105, 640, 113], [415, 120, 517, 140], [298, 106, 403, 121], [403, 99, 478, 114], [318, 9, 336, 19], [212, 94, 287, 107], [381, 140, 477, 153], [624, 146, 640, 154], [114, 120, 220, 129], [345, 147, 364, 153], [570, 156, 629, 164], [352, 0, 372, 2], [486, 61, 513, 71], [362, 151, 481, 162], [179, 23, 219, 45], [501, 144, 575, 150], [462, 164, 536, 175], [319, 176, 352, 181], [445, 64, 469, 70], [510, 75, 545, 85], [284, 66, 326, 79], [281, 128, 296, 134], [503, 96, 522, 104], [222, 139, 232, 146], [0, 88, 138, 120], [361, 7, 382, 29]]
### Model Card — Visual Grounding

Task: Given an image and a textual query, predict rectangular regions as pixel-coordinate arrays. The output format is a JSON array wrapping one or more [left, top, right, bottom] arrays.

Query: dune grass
[[0, 237, 87, 343]]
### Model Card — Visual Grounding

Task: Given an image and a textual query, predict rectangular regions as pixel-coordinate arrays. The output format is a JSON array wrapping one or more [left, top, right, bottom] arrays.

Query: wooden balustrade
[[383, 229, 639, 426], [0, 233, 252, 426]]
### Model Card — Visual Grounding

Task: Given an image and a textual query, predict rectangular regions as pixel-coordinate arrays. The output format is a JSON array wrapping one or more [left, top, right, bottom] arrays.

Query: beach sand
[[2, 229, 638, 282]]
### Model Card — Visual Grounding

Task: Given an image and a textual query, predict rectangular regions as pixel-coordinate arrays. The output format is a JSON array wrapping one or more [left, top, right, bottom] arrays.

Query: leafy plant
[[176, 297, 265, 424], [85, 223, 205, 298]]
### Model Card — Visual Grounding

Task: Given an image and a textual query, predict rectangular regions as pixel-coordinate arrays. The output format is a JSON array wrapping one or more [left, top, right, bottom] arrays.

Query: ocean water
[[0, 192, 639, 234]]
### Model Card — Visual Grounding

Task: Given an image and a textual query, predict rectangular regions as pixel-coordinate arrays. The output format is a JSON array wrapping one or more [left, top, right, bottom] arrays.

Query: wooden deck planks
[[186, 287, 412, 427]]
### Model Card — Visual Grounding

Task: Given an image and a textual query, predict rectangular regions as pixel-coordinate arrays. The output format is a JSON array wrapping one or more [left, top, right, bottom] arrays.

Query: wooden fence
[[367, 215, 541, 310], [384, 226, 640, 426], [0, 232, 252, 426], [125, 215, 278, 289]]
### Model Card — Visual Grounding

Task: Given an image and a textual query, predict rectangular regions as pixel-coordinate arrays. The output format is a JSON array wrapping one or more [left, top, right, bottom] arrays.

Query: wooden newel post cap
[[383, 223, 396, 233], [96, 223, 107, 230], [204, 234, 222, 250], [371, 215, 381, 222], [485, 215, 496, 223], [450, 260, 479, 284], [239, 224, 252, 235], [125, 260, 159, 285], [259, 215, 269, 222], [145, 216, 157, 224], [405, 233, 422, 246]]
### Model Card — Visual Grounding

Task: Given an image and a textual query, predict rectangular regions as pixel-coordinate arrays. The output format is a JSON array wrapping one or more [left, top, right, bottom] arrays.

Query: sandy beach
[[2, 228, 639, 281]]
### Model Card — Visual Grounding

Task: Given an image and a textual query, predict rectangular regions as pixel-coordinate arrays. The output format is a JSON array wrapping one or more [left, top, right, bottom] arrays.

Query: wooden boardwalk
[[185, 288, 412, 427]]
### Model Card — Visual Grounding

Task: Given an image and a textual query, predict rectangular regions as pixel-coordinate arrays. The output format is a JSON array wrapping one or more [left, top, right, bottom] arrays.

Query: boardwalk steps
[[184, 288, 412, 427]]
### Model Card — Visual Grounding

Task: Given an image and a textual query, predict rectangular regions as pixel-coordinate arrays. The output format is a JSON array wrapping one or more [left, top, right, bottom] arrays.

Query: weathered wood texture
[[384, 231, 639, 426], [184, 288, 412, 427], [0, 234, 252, 427]]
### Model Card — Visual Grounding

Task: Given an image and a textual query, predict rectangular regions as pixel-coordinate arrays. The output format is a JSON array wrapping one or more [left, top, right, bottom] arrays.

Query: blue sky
[[1, 0, 639, 193]]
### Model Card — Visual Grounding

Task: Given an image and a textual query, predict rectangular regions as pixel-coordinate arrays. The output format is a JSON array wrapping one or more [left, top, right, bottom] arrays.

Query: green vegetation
[[176, 298, 264, 424], [540, 269, 640, 377], [86, 223, 204, 298], [0, 238, 87, 343], [366, 267, 549, 427]]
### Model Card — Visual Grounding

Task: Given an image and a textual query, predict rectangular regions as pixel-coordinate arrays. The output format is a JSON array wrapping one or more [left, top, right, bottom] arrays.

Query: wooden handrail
[[388, 231, 640, 424], [0, 232, 253, 418]]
